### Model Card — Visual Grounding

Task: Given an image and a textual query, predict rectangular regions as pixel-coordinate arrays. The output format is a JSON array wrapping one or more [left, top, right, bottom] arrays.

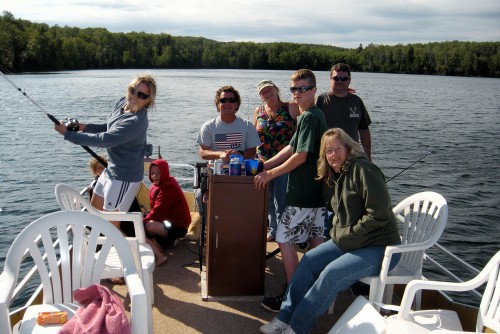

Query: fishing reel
[[64, 117, 80, 132]]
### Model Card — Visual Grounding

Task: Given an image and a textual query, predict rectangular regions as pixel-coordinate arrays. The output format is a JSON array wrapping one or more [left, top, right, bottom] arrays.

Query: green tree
[[1, 11, 499, 77]]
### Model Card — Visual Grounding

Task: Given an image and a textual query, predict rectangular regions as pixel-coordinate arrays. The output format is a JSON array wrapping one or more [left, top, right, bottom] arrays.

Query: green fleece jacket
[[329, 157, 401, 252]]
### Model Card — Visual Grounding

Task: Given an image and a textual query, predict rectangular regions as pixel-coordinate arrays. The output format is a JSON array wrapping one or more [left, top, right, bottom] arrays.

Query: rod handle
[[47, 113, 61, 125]]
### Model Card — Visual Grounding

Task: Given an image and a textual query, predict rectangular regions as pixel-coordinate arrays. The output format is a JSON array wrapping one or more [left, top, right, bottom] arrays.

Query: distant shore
[[1, 11, 499, 77]]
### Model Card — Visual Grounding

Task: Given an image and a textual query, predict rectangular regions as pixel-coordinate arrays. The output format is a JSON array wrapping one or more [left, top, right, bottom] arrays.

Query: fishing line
[[0, 68, 108, 167], [386, 150, 435, 183]]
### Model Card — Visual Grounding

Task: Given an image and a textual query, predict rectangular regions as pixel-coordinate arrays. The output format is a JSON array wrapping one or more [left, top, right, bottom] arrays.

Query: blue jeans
[[267, 173, 288, 238], [277, 241, 401, 334]]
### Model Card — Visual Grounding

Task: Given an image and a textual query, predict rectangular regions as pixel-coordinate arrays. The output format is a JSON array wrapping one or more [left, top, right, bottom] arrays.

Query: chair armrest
[[397, 276, 489, 320], [92, 211, 147, 244], [0, 273, 14, 334], [124, 272, 148, 334], [384, 241, 435, 256], [124, 237, 145, 279], [377, 242, 435, 287], [379, 241, 437, 276], [124, 272, 147, 297]]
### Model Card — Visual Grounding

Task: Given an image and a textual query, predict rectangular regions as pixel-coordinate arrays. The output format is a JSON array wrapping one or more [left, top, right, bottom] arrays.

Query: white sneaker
[[260, 317, 289, 334], [281, 326, 296, 334]]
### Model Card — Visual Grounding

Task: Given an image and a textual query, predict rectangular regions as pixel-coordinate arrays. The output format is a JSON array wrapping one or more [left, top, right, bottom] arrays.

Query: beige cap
[[257, 80, 276, 93]]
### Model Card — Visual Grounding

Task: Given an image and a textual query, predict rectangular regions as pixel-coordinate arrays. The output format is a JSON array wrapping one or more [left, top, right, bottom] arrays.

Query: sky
[[2, 0, 499, 48]]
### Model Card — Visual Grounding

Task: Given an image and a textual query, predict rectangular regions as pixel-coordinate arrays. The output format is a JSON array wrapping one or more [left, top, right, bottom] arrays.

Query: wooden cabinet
[[205, 174, 268, 297]]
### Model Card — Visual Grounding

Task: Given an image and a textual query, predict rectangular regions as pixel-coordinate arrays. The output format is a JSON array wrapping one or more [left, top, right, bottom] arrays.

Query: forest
[[1, 11, 499, 77]]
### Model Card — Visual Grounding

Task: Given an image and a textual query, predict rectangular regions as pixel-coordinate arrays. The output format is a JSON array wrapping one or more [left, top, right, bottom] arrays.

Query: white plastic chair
[[386, 250, 500, 333], [331, 250, 500, 334], [54, 184, 155, 315], [0, 211, 148, 334], [329, 295, 459, 334], [359, 191, 448, 310]]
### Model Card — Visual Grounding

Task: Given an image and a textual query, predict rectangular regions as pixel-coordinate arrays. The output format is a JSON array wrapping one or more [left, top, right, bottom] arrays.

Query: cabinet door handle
[[216, 232, 218, 248]]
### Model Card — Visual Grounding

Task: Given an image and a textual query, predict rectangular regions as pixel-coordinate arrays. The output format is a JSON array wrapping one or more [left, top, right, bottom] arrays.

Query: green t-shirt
[[286, 106, 327, 207]]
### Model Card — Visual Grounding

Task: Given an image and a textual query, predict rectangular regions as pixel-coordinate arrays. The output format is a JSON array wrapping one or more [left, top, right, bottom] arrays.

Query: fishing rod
[[0, 69, 108, 167], [386, 150, 435, 183]]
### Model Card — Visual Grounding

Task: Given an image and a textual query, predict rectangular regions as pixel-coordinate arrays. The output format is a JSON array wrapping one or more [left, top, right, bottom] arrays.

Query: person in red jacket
[[143, 159, 191, 266]]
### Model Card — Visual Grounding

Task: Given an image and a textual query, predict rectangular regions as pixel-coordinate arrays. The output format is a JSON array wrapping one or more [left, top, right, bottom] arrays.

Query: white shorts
[[93, 172, 141, 211], [275, 206, 325, 244]]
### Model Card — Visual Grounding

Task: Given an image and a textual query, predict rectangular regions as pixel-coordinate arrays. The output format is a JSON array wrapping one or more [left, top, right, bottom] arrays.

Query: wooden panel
[[206, 175, 268, 296]]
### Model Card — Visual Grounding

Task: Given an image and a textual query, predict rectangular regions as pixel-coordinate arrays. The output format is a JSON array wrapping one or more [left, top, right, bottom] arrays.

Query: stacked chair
[[0, 211, 148, 334]]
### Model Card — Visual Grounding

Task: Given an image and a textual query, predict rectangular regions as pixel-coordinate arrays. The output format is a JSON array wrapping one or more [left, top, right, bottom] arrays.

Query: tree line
[[1, 11, 499, 77]]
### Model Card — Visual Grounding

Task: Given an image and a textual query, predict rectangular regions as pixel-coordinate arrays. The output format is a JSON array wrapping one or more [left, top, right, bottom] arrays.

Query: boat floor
[[107, 239, 354, 334]]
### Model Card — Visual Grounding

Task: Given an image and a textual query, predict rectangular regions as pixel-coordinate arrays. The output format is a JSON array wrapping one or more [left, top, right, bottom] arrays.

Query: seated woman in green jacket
[[260, 127, 401, 334]]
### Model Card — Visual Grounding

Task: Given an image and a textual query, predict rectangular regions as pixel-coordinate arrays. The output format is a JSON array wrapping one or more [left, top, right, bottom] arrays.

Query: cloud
[[1, 0, 499, 48]]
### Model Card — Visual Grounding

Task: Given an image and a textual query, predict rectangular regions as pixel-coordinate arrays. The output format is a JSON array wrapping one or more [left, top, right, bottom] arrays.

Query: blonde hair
[[316, 128, 366, 188], [89, 155, 107, 176], [127, 73, 157, 109]]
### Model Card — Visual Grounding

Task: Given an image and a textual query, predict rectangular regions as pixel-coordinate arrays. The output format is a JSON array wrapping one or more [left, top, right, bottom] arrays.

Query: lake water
[[0, 69, 499, 303]]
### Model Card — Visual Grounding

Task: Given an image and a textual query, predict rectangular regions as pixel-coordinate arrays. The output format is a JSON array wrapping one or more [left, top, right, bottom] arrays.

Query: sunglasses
[[331, 76, 350, 82], [219, 97, 237, 103], [129, 87, 149, 100], [289, 86, 315, 94]]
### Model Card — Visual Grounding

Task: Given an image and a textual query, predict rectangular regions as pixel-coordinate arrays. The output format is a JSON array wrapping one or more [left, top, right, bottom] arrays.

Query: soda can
[[214, 159, 223, 175], [229, 157, 241, 176]]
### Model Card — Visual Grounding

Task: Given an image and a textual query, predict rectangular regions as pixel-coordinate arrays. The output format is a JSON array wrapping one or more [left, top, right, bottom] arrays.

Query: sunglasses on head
[[331, 76, 350, 82], [129, 87, 149, 100], [219, 97, 237, 103], [289, 86, 315, 94]]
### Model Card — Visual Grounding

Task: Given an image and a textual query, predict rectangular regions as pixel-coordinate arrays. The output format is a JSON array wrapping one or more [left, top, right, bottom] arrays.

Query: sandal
[[106, 277, 125, 285]]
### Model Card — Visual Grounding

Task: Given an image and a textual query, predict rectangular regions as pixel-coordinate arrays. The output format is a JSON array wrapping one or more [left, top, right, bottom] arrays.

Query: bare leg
[[90, 193, 126, 231], [90, 193, 104, 211], [309, 237, 324, 249], [151, 237, 163, 252], [147, 237, 168, 267], [145, 221, 168, 238], [278, 242, 299, 282], [145, 222, 169, 266]]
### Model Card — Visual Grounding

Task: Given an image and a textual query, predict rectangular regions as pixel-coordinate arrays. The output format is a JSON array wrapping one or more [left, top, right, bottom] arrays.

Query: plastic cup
[[245, 159, 259, 176], [230, 154, 244, 164]]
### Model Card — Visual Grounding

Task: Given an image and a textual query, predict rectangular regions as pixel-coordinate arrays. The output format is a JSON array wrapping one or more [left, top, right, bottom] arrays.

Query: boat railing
[[423, 242, 482, 303], [168, 163, 199, 190]]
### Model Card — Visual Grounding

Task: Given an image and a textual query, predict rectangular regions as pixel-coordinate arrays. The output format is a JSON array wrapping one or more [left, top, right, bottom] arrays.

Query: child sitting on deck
[[143, 159, 191, 266]]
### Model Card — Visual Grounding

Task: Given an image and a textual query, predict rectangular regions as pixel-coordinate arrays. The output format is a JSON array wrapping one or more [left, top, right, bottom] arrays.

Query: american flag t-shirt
[[215, 132, 243, 150]]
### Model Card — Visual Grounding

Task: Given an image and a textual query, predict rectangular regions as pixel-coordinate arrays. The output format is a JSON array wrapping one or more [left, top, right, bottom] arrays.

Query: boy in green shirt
[[254, 69, 327, 312]]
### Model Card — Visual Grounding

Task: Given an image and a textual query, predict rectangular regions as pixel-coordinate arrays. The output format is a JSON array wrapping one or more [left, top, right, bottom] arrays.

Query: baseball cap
[[257, 80, 276, 93]]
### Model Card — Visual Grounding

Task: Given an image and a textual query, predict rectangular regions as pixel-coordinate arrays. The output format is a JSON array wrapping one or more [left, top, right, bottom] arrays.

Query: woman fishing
[[54, 73, 157, 227]]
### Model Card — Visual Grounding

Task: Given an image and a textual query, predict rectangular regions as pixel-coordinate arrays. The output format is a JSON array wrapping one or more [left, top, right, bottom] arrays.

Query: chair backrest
[[183, 190, 198, 212], [0, 211, 147, 332], [55, 183, 147, 243], [55, 183, 93, 212], [392, 191, 448, 272]]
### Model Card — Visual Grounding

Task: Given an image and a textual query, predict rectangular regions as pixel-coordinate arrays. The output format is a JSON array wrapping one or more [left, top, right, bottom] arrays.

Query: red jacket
[[143, 159, 191, 228]]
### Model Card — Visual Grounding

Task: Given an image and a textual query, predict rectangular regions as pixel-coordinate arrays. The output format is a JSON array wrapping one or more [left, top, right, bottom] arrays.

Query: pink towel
[[59, 284, 131, 334]]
